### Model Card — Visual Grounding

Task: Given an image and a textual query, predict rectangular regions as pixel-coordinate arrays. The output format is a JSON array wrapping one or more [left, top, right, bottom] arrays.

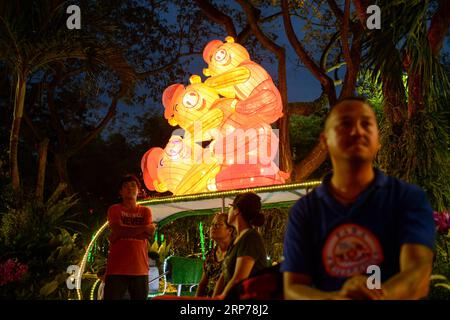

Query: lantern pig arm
[[212, 163, 287, 191], [174, 161, 221, 195], [204, 67, 250, 91], [235, 80, 283, 124]]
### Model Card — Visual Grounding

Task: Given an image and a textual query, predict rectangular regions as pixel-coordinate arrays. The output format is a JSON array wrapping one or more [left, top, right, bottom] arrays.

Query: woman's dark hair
[[232, 192, 264, 227], [118, 174, 141, 191]]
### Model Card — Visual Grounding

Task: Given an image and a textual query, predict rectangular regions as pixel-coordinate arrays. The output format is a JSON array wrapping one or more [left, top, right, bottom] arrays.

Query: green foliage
[[290, 114, 324, 161], [258, 207, 290, 264], [430, 233, 450, 299], [0, 189, 86, 299], [148, 239, 171, 267], [362, 0, 450, 212]]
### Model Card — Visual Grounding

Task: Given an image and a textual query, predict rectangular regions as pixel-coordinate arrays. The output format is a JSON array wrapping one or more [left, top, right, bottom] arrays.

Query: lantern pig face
[[202, 36, 250, 78], [162, 75, 224, 142], [141, 135, 220, 195]]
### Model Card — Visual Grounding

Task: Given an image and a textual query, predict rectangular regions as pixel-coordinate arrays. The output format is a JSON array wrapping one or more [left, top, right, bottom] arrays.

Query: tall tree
[[362, 0, 450, 210], [0, 0, 135, 192]]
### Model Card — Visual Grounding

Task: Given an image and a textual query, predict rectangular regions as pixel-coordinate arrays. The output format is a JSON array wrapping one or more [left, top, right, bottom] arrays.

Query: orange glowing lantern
[[141, 135, 220, 195], [163, 75, 224, 142], [142, 37, 290, 195], [203, 36, 283, 125]]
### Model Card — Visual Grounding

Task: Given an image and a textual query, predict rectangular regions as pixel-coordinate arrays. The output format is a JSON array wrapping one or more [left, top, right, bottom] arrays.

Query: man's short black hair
[[118, 174, 141, 191]]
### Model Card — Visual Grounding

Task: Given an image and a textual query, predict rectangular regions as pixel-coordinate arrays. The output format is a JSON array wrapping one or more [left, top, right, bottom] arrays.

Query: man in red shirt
[[104, 174, 155, 300]]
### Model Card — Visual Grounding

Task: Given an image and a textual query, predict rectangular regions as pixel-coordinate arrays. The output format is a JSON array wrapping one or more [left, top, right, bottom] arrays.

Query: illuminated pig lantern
[[202, 36, 283, 125], [162, 75, 224, 142], [141, 135, 220, 195], [207, 123, 289, 191], [141, 37, 290, 195]]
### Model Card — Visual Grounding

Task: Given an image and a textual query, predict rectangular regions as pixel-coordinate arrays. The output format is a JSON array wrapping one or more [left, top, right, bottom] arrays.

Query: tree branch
[[341, 0, 353, 76], [281, 0, 337, 105], [353, 0, 369, 28], [67, 93, 120, 158], [236, 0, 292, 174], [294, 141, 328, 182], [47, 73, 67, 148], [327, 61, 346, 73], [23, 111, 43, 142], [137, 51, 199, 79], [327, 0, 344, 23], [194, 0, 238, 38], [237, 11, 280, 43], [288, 92, 328, 116], [427, 0, 450, 55], [237, 0, 284, 57], [320, 32, 340, 71]]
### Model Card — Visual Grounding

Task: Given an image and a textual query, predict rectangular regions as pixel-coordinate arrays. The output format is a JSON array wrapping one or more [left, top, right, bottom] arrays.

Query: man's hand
[[339, 275, 385, 300]]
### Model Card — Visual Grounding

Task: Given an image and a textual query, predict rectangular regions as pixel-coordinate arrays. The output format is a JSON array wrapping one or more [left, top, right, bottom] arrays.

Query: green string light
[[154, 231, 158, 244], [199, 222, 206, 260], [160, 234, 164, 243], [87, 235, 95, 264]]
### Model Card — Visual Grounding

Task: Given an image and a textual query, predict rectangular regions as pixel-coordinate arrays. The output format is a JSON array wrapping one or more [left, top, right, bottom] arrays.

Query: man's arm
[[109, 222, 154, 238], [283, 272, 342, 300], [382, 243, 434, 299], [220, 256, 255, 297], [108, 206, 155, 241]]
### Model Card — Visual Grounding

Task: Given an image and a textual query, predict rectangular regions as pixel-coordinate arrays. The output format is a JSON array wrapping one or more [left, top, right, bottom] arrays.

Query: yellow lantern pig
[[162, 75, 224, 142]]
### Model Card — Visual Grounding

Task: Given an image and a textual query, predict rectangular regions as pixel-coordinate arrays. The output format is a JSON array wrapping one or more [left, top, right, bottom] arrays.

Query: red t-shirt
[[106, 204, 152, 276]]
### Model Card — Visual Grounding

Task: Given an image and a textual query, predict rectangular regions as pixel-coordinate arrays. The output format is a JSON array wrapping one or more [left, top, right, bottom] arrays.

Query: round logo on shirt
[[322, 223, 383, 278]]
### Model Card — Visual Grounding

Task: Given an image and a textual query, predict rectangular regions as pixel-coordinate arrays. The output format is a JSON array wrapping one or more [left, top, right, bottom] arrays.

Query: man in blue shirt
[[282, 97, 435, 299]]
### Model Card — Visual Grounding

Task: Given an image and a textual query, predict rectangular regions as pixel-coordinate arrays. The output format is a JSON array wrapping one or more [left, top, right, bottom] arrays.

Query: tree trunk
[[277, 52, 293, 176], [54, 153, 73, 195], [35, 138, 49, 202], [293, 141, 328, 182], [9, 72, 27, 191]]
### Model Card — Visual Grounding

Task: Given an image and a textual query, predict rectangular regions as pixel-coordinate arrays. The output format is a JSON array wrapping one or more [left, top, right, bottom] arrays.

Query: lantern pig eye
[[182, 91, 200, 109], [165, 137, 184, 159], [214, 49, 228, 63]]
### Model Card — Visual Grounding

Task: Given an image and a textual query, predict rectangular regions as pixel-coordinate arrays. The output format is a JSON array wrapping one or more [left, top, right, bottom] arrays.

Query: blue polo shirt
[[281, 168, 435, 291]]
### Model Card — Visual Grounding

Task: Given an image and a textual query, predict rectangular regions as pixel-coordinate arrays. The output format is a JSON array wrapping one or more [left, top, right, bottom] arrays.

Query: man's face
[[321, 101, 380, 163], [119, 181, 139, 200]]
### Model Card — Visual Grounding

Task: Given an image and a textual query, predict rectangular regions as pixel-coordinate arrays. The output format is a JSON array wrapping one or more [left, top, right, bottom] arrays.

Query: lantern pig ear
[[203, 39, 223, 63], [189, 75, 202, 84], [162, 84, 184, 120], [225, 36, 235, 43], [142, 147, 164, 191], [203, 68, 211, 77]]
